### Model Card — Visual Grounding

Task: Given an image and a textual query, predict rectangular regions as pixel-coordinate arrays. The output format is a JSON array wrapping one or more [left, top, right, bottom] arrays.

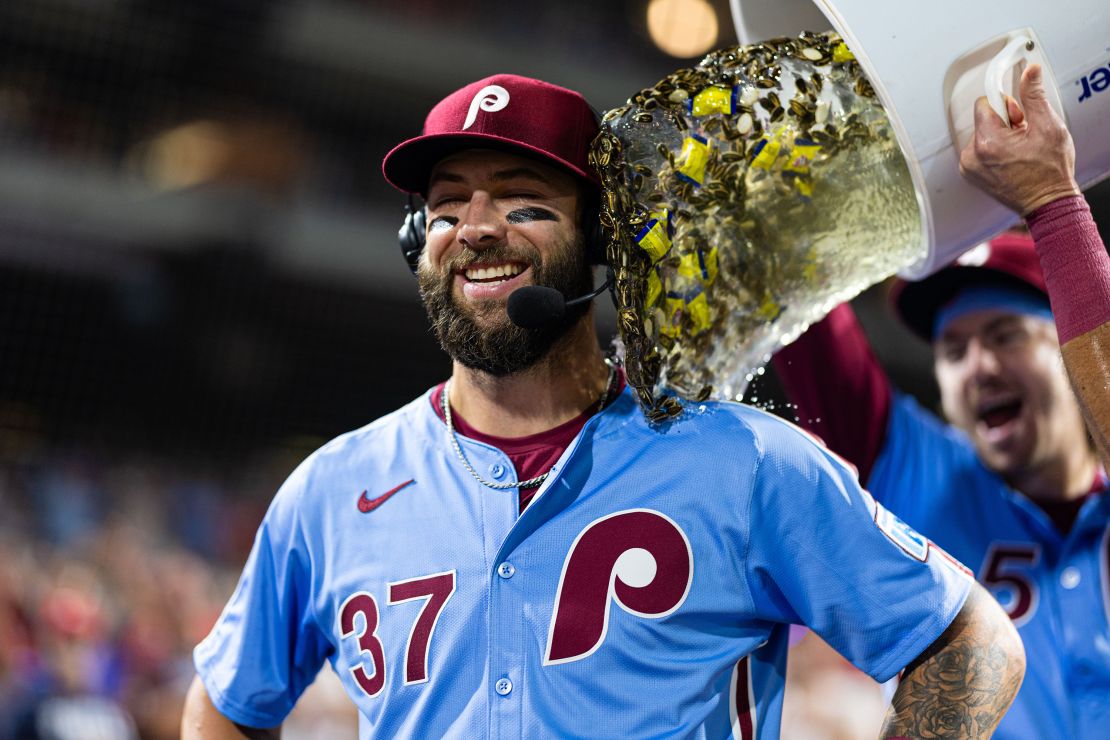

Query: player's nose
[[456, 191, 505, 251], [966, 338, 1004, 384]]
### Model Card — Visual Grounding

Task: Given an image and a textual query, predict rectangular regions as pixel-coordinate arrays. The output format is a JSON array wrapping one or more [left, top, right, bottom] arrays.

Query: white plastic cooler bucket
[[729, 0, 1110, 278]]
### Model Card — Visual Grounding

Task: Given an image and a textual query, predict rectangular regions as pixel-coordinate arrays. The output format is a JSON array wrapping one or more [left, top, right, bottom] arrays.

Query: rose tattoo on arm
[[881, 585, 1025, 738]]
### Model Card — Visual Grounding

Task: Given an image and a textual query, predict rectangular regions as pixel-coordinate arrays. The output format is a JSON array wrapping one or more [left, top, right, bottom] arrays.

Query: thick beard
[[417, 236, 594, 377]]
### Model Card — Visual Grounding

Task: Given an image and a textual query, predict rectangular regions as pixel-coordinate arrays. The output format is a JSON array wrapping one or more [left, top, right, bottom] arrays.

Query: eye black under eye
[[506, 207, 558, 224], [428, 215, 458, 231]]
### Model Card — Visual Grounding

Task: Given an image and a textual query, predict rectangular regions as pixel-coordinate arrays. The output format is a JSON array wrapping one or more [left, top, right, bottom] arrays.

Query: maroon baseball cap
[[892, 232, 1048, 341], [382, 74, 600, 195]]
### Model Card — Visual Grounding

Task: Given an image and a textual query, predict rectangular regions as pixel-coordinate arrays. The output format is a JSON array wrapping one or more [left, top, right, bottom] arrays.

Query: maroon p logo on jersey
[[544, 509, 693, 665]]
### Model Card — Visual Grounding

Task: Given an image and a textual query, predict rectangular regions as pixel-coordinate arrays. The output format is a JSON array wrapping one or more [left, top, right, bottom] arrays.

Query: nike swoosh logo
[[358, 479, 415, 513]]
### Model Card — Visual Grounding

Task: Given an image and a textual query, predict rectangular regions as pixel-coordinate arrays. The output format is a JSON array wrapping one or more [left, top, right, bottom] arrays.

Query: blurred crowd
[[0, 447, 355, 739]]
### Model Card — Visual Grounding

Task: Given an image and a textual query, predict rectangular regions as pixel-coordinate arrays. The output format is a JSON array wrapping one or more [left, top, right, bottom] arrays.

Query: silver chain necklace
[[443, 362, 617, 490]]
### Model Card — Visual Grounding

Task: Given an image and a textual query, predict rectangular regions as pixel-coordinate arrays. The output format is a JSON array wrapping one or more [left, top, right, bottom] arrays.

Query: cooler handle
[[984, 35, 1035, 126]]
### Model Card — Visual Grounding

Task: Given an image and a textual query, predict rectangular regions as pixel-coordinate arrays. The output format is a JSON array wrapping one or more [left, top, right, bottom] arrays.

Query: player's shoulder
[[278, 389, 440, 499], [318, 390, 436, 458], [712, 398, 865, 483], [624, 395, 839, 472], [676, 396, 827, 450]]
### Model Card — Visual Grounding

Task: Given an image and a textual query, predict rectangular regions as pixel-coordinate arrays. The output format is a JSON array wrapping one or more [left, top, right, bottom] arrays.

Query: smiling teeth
[[465, 264, 524, 281]]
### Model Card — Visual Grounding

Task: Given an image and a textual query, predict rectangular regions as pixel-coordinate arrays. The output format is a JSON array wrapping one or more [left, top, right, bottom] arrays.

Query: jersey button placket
[[1055, 548, 1096, 716], [490, 549, 523, 737], [490, 463, 506, 480]]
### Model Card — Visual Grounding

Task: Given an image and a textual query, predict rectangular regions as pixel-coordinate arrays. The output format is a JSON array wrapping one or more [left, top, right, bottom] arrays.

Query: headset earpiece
[[399, 194, 426, 275]]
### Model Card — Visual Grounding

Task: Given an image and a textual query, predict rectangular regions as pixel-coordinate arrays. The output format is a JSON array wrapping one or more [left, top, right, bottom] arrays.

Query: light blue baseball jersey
[[195, 386, 971, 738], [870, 392, 1110, 740]]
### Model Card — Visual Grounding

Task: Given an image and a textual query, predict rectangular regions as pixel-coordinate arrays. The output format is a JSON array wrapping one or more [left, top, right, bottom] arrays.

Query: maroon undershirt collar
[[429, 371, 627, 511]]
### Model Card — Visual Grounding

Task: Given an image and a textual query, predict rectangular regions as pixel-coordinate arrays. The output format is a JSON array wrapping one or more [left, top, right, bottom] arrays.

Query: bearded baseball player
[[181, 74, 1023, 739], [774, 66, 1109, 739]]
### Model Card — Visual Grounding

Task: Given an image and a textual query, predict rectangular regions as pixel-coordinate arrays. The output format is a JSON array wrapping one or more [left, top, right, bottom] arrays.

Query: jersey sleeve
[[742, 415, 972, 683], [770, 303, 893, 482], [193, 459, 329, 728]]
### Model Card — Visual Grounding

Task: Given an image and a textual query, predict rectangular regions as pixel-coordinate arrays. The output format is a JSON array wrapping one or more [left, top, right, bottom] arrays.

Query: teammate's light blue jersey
[[870, 392, 1110, 740], [195, 387, 970, 738]]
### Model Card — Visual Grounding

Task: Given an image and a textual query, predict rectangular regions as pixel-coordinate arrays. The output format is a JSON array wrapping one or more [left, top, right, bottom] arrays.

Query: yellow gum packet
[[833, 43, 855, 63], [783, 138, 821, 175], [803, 247, 819, 282], [686, 292, 711, 334], [756, 296, 781, 321], [677, 247, 719, 286], [676, 135, 710, 185], [793, 177, 815, 198], [646, 268, 663, 307], [689, 85, 735, 117], [749, 135, 782, 170], [635, 208, 674, 261]]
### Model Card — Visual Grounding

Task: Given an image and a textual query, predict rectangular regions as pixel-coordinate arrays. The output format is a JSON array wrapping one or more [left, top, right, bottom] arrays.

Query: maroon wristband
[[1027, 196, 1110, 344]]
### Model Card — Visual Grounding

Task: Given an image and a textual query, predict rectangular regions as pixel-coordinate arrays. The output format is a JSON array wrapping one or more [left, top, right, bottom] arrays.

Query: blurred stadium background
[[0, 1, 1105, 737]]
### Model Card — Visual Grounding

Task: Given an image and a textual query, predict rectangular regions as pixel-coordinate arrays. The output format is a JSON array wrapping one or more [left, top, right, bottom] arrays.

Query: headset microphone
[[507, 269, 614, 329]]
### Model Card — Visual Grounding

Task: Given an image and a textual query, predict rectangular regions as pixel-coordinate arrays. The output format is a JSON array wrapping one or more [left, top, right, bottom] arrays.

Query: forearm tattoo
[[880, 587, 1024, 739]]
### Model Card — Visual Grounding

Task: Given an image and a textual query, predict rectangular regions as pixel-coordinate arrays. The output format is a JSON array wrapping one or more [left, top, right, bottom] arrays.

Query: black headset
[[398, 195, 428, 274], [397, 106, 608, 275]]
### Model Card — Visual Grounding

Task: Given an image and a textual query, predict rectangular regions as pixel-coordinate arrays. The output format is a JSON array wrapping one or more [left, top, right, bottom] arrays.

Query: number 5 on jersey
[[980, 544, 1039, 626]]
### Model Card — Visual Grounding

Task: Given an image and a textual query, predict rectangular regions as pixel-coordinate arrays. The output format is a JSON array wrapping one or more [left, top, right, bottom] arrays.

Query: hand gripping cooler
[[730, 0, 1110, 278]]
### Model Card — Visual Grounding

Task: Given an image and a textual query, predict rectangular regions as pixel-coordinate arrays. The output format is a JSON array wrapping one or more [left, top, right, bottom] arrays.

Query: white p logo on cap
[[462, 85, 510, 130]]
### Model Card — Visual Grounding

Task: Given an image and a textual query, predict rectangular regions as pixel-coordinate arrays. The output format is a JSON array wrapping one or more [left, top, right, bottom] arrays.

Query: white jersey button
[[495, 677, 513, 696], [490, 463, 506, 479], [1060, 566, 1081, 589], [497, 562, 515, 579]]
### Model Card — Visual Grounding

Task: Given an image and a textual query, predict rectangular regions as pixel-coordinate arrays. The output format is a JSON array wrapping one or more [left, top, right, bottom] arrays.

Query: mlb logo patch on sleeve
[[875, 507, 929, 562]]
